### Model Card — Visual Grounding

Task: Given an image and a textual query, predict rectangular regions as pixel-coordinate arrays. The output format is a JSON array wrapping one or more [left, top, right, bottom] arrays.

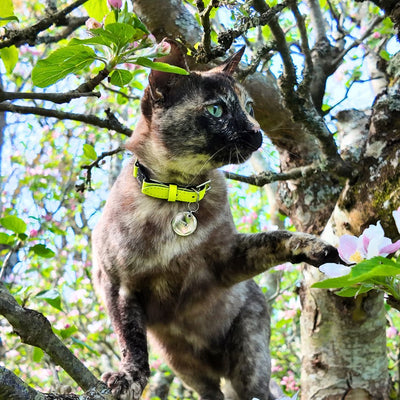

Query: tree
[[0, 0, 399, 399]]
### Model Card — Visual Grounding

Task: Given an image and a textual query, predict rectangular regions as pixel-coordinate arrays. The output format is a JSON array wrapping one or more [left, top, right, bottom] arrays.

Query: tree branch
[[78, 146, 125, 192], [0, 0, 89, 49], [0, 102, 133, 136], [224, 163, 320, 186], [198, 3, 287, 62], [0, 91, 100, 104], [0, 282, 101, 391], [0, 366, 113, 400]]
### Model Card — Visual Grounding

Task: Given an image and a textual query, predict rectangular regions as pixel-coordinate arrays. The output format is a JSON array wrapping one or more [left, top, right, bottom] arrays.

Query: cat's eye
[[245, 101, 254, 116], [206, 104, 223, 118]]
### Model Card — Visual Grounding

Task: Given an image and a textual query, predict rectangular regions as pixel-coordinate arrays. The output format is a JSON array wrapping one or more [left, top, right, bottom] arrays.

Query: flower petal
[[338, 235, 358, 264], [319, 263, 352, 278], [393, 209, 400, 235], [367, 236, 391, 258], [380, 239, 400, 256]]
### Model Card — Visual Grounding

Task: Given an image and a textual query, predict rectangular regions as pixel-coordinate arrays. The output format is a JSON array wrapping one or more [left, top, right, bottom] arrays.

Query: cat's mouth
[[227, 131, 263, 163]]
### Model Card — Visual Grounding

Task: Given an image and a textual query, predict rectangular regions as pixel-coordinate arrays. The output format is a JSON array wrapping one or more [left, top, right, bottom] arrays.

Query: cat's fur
[[92, 40, 340, 400]]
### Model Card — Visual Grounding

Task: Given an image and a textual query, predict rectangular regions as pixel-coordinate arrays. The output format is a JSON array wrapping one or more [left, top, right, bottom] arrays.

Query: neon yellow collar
[[133, 161, 211, 203]]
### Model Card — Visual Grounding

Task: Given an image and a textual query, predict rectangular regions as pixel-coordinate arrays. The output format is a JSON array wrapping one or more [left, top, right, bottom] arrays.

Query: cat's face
[[129, 41, 262, 179]]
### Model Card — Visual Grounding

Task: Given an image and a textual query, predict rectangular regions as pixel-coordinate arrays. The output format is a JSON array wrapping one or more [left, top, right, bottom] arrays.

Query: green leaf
[[32, 45, 97, 87], [83, 0, 108, 21], [349, 257, 400, 281], [0, 232, 12, 245], [0, 15, 18, 23], [59, 325, 78, 339], [134, 58, 189, 75], [379, 49, 391, 62], [36, 289, 63, 311], [69, 36, 111, 47], [32, 347, 44, 363], [0, 0, 15, 26], [83, 144, 97, 161], [110, 69, 133, 87], [335, 284, 373, 297], [30, 244, 55, 258], [92, 23, 136, 50], [71, 337, 100, 356], [0, 216, 27, 234], [312, 274, 354, 289]]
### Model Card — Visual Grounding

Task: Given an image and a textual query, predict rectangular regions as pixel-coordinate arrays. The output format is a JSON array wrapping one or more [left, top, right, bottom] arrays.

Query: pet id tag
[[172, 211, 197, 236]]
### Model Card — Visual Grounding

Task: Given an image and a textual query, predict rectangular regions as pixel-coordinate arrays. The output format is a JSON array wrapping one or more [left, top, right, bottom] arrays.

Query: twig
[[197, 0, 220, 56], [0, 240, 22, 281], [0, 102, 133, 136], [80, 146, 124, 191], [332, 15, 385, 66], [0, 0, 89, 49], [196, 3, 287, 62], [288, 0, 313, 95], [224, 163, 320, 186]]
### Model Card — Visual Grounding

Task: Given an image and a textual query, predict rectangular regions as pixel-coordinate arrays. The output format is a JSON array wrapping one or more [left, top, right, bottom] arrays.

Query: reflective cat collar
[[133, 161, 211, 203]]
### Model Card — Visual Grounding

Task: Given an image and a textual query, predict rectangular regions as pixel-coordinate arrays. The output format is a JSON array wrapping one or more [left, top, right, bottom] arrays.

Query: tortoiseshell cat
[[92, 40, 339, 400]]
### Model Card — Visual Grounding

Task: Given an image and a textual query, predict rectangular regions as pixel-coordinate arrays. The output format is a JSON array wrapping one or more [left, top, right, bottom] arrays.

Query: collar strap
[[133, 161, 210, 203]]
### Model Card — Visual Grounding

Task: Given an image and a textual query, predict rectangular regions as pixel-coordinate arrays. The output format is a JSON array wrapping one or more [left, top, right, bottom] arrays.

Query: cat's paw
[[102, 369, 146, 400], [289, 234, 341, 267]]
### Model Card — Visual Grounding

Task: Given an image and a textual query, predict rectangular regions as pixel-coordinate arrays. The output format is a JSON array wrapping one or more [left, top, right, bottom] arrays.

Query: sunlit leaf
[[36, 289, 63, 311], [30, 244, 55, 258], [83, 144, 97, 161], [0, 216, 27, 234], [134, 57, 189, 75], [32, 45, 97, 87], [32, 347, 44, 363], [0, 0, 15, 26], [83, 0, 108, 21], [110, 69, 133, 87]]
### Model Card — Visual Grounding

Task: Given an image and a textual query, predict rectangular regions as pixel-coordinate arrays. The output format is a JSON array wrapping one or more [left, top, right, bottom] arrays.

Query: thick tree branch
[[0, 0, 89, 49], [36, 17, 88, 45], [0, 102, 133, 136], [0, 91, 100, 104], [0, 367, 113, 400], [0, 282, 100, 391]]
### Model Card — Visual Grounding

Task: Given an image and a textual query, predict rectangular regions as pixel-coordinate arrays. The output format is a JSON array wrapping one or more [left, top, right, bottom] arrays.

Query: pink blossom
[[85, 17, 102, 30], [320, 213, 400, 278], [387, 326, 398, 339], [29, 229, 39, 237], [393, 207, 400, 234], [155, 41, 171, 56], [372, 32, 381, 39], [107, 0, 122, 9]]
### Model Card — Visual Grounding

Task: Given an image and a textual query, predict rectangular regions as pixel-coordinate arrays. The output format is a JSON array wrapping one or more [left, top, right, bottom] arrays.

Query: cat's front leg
[[100, 280, 150, 400], [218, 231, 340, 285]]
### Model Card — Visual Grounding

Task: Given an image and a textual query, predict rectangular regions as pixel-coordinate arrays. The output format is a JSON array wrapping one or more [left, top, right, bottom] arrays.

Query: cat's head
[[127, 39, 262, 182]]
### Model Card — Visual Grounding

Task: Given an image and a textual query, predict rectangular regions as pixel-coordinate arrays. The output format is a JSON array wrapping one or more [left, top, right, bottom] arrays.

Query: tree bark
[[130, 0, 399, 398]]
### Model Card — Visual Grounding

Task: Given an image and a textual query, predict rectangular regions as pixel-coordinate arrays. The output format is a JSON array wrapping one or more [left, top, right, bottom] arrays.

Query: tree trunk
[[130, 1, 400, 398]]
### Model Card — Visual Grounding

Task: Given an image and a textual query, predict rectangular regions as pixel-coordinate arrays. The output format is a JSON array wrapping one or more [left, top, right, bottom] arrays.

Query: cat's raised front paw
[[308, 241, 341, 267], [102, 369, 145, 400], [289, 234, 341, 267]]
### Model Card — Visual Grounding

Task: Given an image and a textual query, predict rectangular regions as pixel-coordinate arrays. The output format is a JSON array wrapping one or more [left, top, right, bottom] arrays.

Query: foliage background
[[0, 0, 399, 398]]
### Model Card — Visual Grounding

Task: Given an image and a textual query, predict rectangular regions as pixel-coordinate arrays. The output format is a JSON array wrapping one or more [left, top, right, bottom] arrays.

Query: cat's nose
[[248, 121, 261, 135]]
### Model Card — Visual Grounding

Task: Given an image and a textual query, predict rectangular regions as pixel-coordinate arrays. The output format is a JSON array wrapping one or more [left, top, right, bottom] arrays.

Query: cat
[[91, 39, 340, 400]]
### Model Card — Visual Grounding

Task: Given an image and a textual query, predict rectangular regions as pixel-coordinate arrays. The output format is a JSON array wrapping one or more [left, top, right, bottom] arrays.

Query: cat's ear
[[148, 38, 189, 101], [213, 46, 245, 76]]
